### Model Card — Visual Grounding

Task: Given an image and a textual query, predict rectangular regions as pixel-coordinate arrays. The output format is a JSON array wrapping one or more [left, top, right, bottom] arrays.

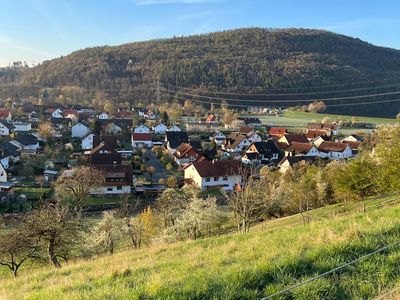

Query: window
[[107, 187, 113, 192], [117, 186, 122, 190], [214, 177, 218, 181], [206, 177, 210, 182], [223, 176, 228, 181]]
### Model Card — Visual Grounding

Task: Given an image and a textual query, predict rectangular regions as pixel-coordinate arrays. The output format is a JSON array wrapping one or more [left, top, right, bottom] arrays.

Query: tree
[[0, 227, 39, 277], [37, 121, 55, 142], [146, 165, 156, 182], [156, 188, 187, 227], [222, 109, 236, 126], [397, 112, 400, 121], [124, 217, 144, 249], [103, 102, 117, 116], [307, 101, 326, 113], [24, 202, 86, 268], [228, 176, 273, 233], [132, 113, 139, 128], [174, 196, 219, 240], [137, 206, 159, 245], [162, 111, 169, 125], [166, 175, 177, 188], [55, 167, 104, 214], [93, 211, 121, 254]]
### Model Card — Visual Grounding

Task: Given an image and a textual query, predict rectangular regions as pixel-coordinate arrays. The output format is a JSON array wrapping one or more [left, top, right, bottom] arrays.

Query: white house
[[51, 109, 63, 118], [72, 123, 90, 138], [167, 125, 181, 132], [13, 121, 31, 132], [97, 112, 109, 120], [133, 125, 150, 134], [247, 132, 262, 143], [210, 131, 226, 146], [184, 159, 243, 191], [284, 142, 319, 157], [131, 133, 153, 149], [90, 165, 132, 195], [153, 123, 168, 135], [11, 135, 40, 151], [0, 120, 15, 136], [0, 152, 10, 170], [81, 133, 97, 150], [317, 141, 353, 160], [225, 135, 251, 153], [241, 141, 280, 165], [29, 112, 39, 122]]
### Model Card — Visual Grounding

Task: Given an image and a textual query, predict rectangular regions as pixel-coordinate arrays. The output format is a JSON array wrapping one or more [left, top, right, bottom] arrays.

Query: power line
[[161, 81, 400, 97], [261, 240, 400, 300], [162, 88, 400, 103]]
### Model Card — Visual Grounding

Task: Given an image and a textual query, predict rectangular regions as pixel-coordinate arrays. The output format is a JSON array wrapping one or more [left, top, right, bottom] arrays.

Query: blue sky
[[1, 0, 400, 67]]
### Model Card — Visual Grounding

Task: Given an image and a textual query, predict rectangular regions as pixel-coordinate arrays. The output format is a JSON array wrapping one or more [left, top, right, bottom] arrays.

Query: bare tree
[[124, 217, 144, 249], [0, 228, 39, 277], [55, 166, 104, 215], [227, 176, 273, 233], [92, 211, 121, 254]]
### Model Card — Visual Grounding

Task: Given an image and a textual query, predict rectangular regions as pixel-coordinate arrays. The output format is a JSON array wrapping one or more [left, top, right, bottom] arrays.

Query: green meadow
[[2, 194, 400, 299]]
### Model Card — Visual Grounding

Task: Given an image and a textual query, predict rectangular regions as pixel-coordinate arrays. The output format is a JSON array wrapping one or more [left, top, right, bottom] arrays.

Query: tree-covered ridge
[[3, 28, 400, 116]]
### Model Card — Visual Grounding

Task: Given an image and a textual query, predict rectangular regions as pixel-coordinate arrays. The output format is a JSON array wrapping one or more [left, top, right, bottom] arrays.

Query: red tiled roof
[[341, 141, 361, 150], [306, 129, 328, 139], [318, 141, 349, 153], [269, 127, 287, 136], [132, 133, 152, 141], [282, 134, 309, 144], [285, 142, 314, 155], [0, 109, 11, 118]]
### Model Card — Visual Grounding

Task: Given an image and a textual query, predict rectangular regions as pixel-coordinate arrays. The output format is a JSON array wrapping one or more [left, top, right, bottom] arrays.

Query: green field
[[2, 194, 400, 299], [253, 111, 397, 133]]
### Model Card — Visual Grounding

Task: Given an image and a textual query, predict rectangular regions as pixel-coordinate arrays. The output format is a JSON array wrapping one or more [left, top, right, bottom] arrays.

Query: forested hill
[[7, 28, 400, 116]]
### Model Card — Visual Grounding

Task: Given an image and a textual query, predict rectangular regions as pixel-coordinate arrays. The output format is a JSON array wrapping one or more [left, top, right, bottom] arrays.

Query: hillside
[[5, 28, 400, 117], [2, 195, 400, 299]]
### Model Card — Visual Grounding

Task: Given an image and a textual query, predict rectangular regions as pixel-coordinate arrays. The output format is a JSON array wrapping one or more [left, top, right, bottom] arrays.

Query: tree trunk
[[48, 232, 61, 268]]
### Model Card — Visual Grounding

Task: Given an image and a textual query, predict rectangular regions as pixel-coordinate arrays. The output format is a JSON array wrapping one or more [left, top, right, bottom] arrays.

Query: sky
[[1, 0, 400, 67]]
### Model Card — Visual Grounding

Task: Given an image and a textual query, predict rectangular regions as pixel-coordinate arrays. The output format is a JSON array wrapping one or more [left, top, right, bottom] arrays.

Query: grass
[[13, 187, 51, 200], [252, 111, 397, 133], [2, 194, 400, 299]]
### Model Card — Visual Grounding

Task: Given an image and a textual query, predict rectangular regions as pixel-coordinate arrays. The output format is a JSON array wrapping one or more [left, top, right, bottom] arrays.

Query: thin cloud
[[178, 10, 215, 20], [131, 0, 221, 6]]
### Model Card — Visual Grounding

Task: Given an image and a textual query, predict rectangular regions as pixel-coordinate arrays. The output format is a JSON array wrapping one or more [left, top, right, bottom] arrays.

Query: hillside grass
[[254, 111, 397, 133], [2, 194, 400, 299]]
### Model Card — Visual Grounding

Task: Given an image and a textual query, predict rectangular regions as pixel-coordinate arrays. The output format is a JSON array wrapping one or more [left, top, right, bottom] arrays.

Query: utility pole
[[156, 74, 160, 103]]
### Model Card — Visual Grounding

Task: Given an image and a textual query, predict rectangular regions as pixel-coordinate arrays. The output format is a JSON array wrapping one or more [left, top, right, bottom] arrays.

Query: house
[[0, 109, 12, 121], [63, 109, 79, 122], [268, 127, 288, 138], [165, 132, 189, 153], [341, 140, 361, 155], [115, 111, 131, 119], [210, 131, 226, 146], [91, 164, 132, 195], [0, 142, 20, 163], [133, 124, 150, 134], [184, 159, 243, 190], [153, 123, 168, 135], [284, 142, 319, 157], [278, 156, 317, 173], [0, 162, 13, 191], [173, 143, 202, 166], [0, 120, 15, 136], [104, 123, 122, 136], [11, 134, 40, 151], [43, 170, 58, 183], [131, 133, 153, 149], [306, 129, 329, 140], [317, 141, 353, 160], [240, 126, 254, 135], [81, 133, 98, 150], [247, 131, 262, 143], [72, 123, 90, 138], [342, 134, 364, 143], [97, 112, 109, 120], [278, 134, 309, 146], [307, 123, 339, 135], [241, 141, 280, 165], [51, 108, 64, 119], [225, 134, 251, 153], [167, 125, 182, 132], [28, 111, 39, 122], [205, 114, 217, 123], [12, 121, 31, 132]]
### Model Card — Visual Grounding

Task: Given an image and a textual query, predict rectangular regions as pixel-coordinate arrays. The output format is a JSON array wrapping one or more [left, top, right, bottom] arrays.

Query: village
[[0, 98, 367, 213]]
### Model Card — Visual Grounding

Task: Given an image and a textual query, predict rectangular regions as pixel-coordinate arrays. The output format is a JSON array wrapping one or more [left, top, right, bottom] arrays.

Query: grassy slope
[[2, 195, 400, 299], [254, 111, 397, 133]]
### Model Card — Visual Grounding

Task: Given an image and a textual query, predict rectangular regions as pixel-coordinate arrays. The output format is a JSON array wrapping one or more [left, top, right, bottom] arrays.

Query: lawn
[[2, 194, 400, 299], [252, 111, 397, 132], [13, 187, 52, 200]]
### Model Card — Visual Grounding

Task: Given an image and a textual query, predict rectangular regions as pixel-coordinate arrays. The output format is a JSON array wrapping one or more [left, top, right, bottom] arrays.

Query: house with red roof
[[0, 109, 12, 121], [131, 133, 153, 149]]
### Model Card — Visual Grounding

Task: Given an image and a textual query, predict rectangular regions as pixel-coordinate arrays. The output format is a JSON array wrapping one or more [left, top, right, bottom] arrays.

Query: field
[[252, 111, 398, 134], [2, 194, 400, 299]]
